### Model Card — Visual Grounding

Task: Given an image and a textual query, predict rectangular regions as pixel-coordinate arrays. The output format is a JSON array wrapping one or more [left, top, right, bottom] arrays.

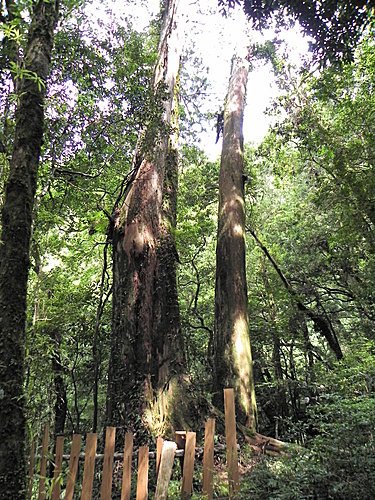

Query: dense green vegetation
[[0, 0, 374, 497]]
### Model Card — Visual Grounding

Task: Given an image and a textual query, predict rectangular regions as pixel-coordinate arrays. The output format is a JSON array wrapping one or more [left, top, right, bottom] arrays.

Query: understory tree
[[243, 35, 375, 441]]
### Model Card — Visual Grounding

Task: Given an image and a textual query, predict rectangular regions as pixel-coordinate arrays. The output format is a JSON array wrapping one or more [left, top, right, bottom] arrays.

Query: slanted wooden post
[[181, 432, 196, 499], [27, 439, 36, 500], [224, 388, 239, 497], [52, 435, 64, 500], [121, 432, 134, 500], [81, 432, 97, 500], [100, 426, 116, 500], [202, 418, 215, 499], [155, 441, 177, 500], [136, 446, 149, 500], [38, 423, 49, 500], [65, 434, 82, 500], [156, 436, 164, 479]]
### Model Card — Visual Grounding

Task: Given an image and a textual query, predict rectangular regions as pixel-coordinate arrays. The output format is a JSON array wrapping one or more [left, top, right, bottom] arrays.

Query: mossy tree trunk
[[213, 54, 257, 430], [0, 1, 59, 497], [106, 0, 186, 437]]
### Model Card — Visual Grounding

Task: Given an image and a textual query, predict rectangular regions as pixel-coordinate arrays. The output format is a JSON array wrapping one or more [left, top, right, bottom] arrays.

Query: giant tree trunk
[[213, 54, 257, 430], [0, 1, 59, 497], [106, 0, 185, 437]]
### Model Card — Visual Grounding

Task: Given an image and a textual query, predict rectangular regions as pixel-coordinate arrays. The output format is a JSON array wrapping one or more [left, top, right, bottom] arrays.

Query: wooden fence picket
[[100, 426, 116, 500], [52, 435, 64, 500], [224, 388, 239, 497], [65, 433, 82, 500], [181, 432, 196, 499], [136, 445, 149, 500], [81, 432, 97, 500], [202, 418, 215, 500], [121, 432, 134, 500], [28, 387, 244, 499], [154, 441, 177, 500], [38, 423, 49, 500], [156, 436, 164, 479]]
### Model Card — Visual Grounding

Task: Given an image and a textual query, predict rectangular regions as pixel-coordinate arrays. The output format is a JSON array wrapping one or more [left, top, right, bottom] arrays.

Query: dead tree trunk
[[213, 54, 257, 430], [106, 0, 186, 437], [0, 1, 59, 497]]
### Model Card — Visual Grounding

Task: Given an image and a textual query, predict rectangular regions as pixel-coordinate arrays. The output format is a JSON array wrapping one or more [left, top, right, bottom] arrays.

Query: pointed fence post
[[38, 423, 49, 500], [65, 434, 82, 500], [202, 418, 215, 499], [136, 445, 149, 500], [224, 388, 239, 497], [156, 436, 164, 480], [52, 435, 64, 500], [121, 432, 134, 500], [100, 426, 116, 500], [181, 432, 196, 499], [81, 432, 97, 500]]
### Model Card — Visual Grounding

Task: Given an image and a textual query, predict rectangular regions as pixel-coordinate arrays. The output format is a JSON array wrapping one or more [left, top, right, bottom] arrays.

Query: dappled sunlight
[[123, 222, 156, 257], [143, 377, 181, 436], [228, 99, 242, 114], [233, 314, 252, 415], [232, 223, 244, 237], [220, 193, 245, 213]]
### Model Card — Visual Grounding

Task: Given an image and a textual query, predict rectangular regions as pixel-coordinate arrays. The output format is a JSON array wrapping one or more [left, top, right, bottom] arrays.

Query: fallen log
[[209, 405, 299, 456]]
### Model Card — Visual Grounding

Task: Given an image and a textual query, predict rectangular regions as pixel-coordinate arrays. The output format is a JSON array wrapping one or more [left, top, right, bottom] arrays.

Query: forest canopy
[[219, 0, 374, 62], [0, 0, 374, 498]]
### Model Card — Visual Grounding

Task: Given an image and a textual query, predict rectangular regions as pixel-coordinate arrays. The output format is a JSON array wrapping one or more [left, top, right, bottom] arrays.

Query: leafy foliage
[[240, 341, 375, 499], [1, 0, 374, 496], [219, 0, 374, 63]]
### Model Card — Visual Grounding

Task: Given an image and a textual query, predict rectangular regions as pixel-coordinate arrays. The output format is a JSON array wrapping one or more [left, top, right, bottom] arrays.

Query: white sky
[[85, 0, 310, 160]]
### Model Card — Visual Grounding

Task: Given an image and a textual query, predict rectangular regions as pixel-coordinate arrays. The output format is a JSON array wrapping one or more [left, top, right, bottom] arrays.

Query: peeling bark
[[213, 54, 257, 430], [106, 0, 185, 437], [0, 1, 59, 497]]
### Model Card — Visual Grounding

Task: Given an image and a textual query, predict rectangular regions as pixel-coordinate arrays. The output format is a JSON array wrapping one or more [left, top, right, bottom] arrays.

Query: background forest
[[0, 0, 374, 498]]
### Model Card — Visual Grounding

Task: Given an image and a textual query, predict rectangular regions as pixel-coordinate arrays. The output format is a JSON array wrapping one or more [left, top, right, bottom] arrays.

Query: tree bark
[[213, 54, 257, 430], [106, 0, 185, 437], [0, 1, 59, 497]]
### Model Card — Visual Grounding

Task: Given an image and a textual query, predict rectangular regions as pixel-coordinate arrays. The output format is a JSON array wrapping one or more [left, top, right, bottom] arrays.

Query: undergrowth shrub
[[239, 341, 375, 499]]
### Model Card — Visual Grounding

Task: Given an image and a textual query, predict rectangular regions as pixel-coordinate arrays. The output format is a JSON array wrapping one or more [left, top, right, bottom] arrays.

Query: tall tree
[[213, 53, 257, 430], [0, 0, 59, 497], [106, 0, 186, 436]]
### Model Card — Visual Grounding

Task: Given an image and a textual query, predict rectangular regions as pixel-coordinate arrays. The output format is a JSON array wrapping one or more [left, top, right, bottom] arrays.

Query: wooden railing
[[28, 388, 240, 499]]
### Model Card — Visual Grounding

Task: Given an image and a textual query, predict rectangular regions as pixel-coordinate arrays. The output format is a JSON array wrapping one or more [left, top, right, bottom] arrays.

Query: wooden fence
[[29, 388, 240, 499]]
